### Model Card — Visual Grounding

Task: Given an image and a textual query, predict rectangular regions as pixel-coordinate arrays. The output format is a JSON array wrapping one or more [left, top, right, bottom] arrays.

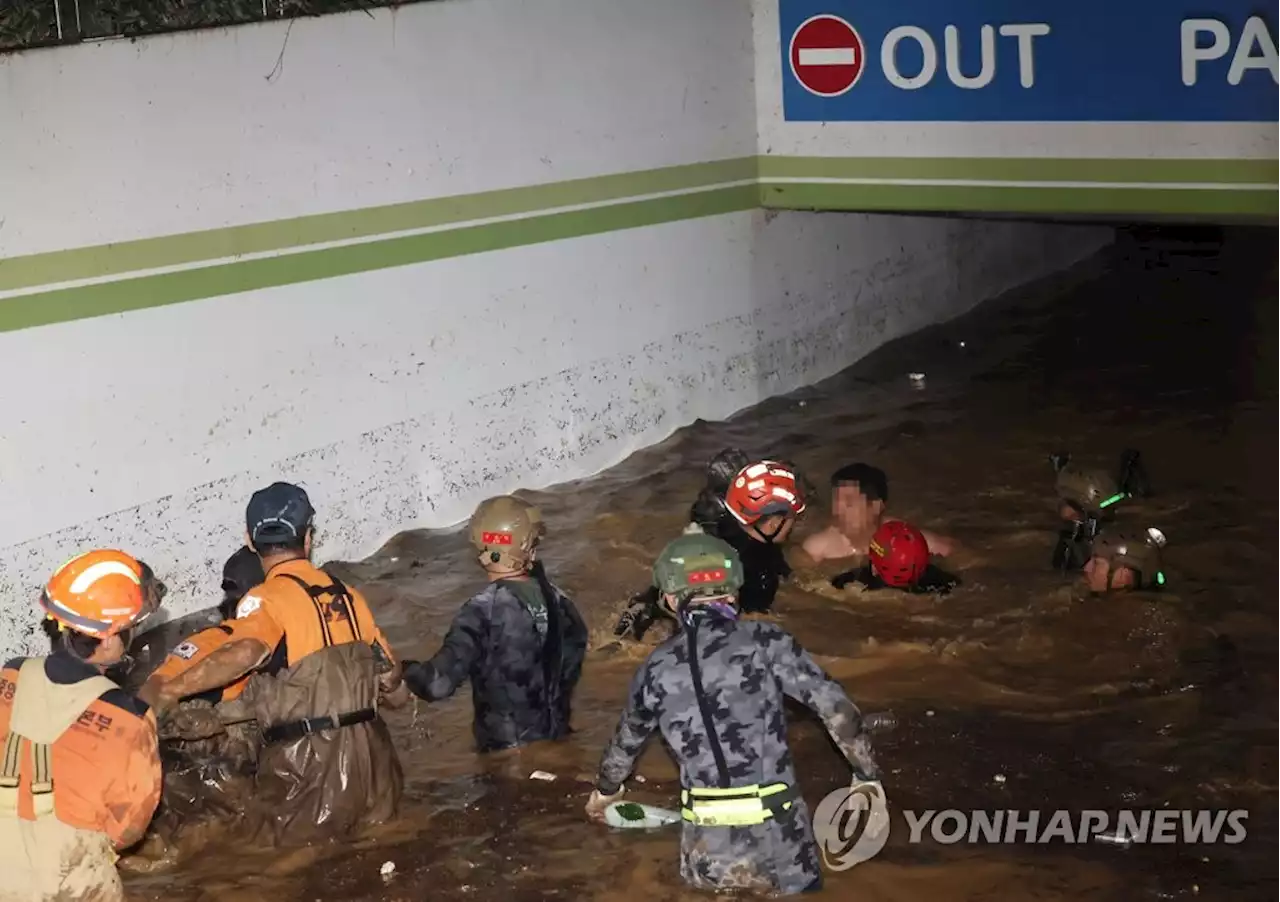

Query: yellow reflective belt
[[680, 782, 794, 827]]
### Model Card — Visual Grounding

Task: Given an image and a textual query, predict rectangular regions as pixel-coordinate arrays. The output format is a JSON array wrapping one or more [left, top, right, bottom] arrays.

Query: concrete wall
[[0, 0, 1110, 657]]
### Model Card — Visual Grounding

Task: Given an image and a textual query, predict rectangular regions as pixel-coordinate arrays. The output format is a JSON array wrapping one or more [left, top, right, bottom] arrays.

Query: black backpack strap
[[275, 572, 363, 647]]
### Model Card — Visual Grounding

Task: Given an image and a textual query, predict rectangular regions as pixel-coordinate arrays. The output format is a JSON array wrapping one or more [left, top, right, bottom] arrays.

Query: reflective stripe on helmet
[[67, 559, 140, 594]]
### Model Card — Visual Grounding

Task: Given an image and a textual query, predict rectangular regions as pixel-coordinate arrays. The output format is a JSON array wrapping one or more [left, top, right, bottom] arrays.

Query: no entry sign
[[789, 14, 866, 97]]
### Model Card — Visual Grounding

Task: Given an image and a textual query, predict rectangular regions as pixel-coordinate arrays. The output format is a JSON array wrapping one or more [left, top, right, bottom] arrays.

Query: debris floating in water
[[1094, 831, 1134, 848], [380, 861, 396, 881], [634, 774, 647, 783], [529, 770, 557, 782], [992, 774, 1007, 784], [864, 712, 898, 732], [909, 373, 926, 390]]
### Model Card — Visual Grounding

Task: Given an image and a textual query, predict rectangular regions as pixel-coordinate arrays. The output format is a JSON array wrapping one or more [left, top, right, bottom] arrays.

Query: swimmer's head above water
[[1082, 527, 1168, 593], [830, 463, 889, 537], [1050, 449, 1150, 522]]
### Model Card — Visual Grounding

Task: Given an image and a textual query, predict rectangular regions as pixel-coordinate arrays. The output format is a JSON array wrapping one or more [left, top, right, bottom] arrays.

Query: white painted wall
[[0, 0, 1110, 657]]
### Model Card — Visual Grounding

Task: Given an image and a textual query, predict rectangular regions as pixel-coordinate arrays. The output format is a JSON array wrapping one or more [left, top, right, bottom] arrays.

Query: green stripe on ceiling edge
[[757, 156, 1279, 185], [0, 157, 760, 293], [759, 182, 1279, 218], [0, 185, 758, 335]]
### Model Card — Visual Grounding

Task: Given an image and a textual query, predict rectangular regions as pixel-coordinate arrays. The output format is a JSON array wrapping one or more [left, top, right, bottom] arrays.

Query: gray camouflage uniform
[[404, 566, 588, 753], [595, 607, 878, 895]]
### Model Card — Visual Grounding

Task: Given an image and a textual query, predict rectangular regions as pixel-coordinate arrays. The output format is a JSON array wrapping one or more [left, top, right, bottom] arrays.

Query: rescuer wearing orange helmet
[[139, 481, 409, 845], [0, 549, 165, 902], [614, 453, 810, 640]]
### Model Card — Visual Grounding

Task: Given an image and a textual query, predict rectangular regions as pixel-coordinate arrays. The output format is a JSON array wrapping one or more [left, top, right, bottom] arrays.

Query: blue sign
[[780, 0, 1278, 122]]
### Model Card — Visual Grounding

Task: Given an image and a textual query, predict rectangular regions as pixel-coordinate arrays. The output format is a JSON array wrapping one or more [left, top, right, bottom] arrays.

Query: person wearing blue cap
[[142, 481, 408, 845]]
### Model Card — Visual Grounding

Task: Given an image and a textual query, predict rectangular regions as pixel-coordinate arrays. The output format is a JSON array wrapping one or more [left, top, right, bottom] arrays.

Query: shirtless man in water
[[801, 463, 954, 563]]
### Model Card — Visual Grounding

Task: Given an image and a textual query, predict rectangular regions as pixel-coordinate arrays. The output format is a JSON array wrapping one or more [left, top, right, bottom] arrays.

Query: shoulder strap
[[274, 572, 363, 647], [10, 659, 117, 744], [2, 659, 118, 818]]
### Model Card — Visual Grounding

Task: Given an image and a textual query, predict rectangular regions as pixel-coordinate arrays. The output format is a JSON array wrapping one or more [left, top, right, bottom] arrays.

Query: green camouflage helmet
[[652, 525, 745, 603]]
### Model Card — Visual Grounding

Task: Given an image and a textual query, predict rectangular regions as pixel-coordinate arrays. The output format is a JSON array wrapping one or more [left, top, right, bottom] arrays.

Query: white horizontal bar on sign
[[759, 177, 1277, 191], [797, 48, 857, 66]]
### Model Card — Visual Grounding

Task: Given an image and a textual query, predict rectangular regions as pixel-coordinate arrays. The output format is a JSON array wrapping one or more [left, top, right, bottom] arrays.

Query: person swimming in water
[[1049, 449, 1150, 572], [614, 450, 808, 641], [1081, 527, 1168, 594], [829, 521, 961, 595], [801, 463, 954, 564]]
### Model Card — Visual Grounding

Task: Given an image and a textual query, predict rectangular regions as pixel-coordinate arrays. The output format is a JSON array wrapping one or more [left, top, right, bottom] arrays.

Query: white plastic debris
[[993, 774, 1006, 784], [925, 709, 935, 717], [634, 774, 647, 783], [380, 861, 396, 880], [908, 373, 926, 383], [529, 770, 557, 782]]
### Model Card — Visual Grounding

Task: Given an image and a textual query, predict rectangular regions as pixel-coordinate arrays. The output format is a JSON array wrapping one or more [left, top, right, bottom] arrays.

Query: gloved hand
[[584, 785, 625, 822], [845, 777, 890, 846], [157, 703, 227, 742], [848, 732, 881, 784]]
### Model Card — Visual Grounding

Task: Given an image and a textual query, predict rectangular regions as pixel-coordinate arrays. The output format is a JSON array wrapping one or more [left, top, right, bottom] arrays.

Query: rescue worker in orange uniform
[[144, 546, 265, 710], [0, 550, 164, 902], [140, 481, 409, 845]]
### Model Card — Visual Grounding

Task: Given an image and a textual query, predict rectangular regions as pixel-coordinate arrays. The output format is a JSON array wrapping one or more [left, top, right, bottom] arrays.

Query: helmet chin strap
[[754, 518, 785, 543], [678, 595, 739, 623]]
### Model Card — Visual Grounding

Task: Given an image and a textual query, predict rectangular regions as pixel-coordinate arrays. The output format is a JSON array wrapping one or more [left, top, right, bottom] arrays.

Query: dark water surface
[[122, 226, 1278, 902]]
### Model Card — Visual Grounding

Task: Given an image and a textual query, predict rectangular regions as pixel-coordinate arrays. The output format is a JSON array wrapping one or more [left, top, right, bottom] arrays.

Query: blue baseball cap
[[246, 482, 315, 546]]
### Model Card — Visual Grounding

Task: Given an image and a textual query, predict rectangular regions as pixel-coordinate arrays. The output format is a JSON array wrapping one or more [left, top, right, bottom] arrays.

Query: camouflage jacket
[[404, 568, 588, 753], [595, 608, 878, 795]]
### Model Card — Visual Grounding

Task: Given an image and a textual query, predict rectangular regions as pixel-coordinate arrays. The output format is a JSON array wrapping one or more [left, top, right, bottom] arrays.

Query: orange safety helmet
[[724, 461, 807, 527], [40, 549, 156, 638]]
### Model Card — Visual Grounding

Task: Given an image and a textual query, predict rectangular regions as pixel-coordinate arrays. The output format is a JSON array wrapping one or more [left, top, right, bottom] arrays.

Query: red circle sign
[[789, 14, 866, 97]]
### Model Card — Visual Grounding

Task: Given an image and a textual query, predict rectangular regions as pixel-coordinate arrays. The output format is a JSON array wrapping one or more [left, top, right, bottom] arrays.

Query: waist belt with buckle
[[262, 708, 377, 744], [680, 782, 799, 827]]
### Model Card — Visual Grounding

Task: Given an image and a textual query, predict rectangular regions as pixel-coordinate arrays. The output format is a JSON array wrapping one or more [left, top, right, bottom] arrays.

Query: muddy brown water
[[121, 226, 1277, 902]]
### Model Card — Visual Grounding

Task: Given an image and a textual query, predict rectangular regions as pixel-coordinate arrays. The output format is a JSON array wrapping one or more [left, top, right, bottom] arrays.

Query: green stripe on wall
[[757, 156, 1278, 184], [0, 185, 758, 334], [761, 184, 1278, 218], [0, 153, 1275, 334], [0, 157, 759, 293]]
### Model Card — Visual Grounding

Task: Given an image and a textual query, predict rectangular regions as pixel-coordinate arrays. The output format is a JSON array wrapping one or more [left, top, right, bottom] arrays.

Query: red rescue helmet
[[724, 461, 807, 527], [869, 521, 930, 588]]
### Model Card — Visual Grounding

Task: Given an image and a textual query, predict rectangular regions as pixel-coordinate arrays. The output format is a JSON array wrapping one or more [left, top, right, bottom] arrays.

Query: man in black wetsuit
[[614, 450, 808, 641]]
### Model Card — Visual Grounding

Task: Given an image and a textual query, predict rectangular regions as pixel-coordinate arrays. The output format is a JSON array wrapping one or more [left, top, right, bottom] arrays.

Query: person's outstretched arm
[[594, 655, 662, 795], [402, 597, 488, 702], [758, 623, 879, 780]]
